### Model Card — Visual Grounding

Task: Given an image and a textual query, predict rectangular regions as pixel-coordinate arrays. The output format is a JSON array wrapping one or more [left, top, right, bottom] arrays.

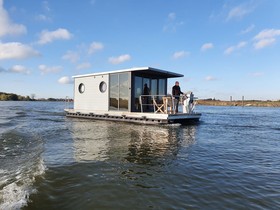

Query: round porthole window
[[99, 81, 107, 93], [78, 83, 85, 93]]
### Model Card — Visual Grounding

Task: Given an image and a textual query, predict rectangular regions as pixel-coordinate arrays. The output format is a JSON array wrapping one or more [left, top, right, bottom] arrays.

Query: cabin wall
[[74, 74, 109, 111]]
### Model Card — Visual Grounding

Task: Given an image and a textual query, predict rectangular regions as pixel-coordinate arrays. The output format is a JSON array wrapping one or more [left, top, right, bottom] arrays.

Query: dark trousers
[[143, 96, 150, 111], [174, 98, 179, 113]]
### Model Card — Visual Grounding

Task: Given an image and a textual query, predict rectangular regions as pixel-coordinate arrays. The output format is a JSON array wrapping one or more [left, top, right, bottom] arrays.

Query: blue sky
[[0, 0, 280, 100]]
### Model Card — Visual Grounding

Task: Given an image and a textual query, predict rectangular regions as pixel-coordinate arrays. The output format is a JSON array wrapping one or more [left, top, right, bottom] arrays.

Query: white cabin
[[73, 67, 183, 112]]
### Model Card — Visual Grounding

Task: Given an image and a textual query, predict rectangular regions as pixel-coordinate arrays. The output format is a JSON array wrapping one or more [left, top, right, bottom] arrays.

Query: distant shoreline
[[0, 92, 72, 102], [197, 100, 280, 107]]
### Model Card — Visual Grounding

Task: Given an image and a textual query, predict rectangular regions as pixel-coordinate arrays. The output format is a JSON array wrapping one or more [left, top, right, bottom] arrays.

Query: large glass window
[[158, 79, 166, 95], [151, 79, 158, 95], [134, 76, 142, 99], [109, 74, 118, 110], [143, 78, 150, 94], [119, 73, 129, 110], [133, 76, 142, 112], [132, 75, 167, 112], [109, 73, 129, 111]]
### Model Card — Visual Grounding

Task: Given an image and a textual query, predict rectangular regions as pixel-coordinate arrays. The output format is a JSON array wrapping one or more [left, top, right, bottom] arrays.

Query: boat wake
[[0, 130, 46, 210]]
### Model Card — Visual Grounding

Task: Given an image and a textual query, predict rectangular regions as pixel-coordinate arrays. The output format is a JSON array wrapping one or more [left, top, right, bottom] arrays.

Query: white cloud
[[254, 29, 280, 40], [38, 28, 72, 44], [226, 2, 256, 21], [0, 42, 40, 60], [227, 6, 249, 20], [42, 1, 51, 12], [58, 76, 73, 84], [39, 64, 62, 75], [0, 64, 31, 74], [173, 51, 189, 59], [108, 54, 131, 65], [205, 76, 217, 81], [36, 1, 52, 22], [168, 12, 176, 21], [253, 29, 280, 49], [237, 41, 247, 48], [201, 43, 214, 52], [240, 24, 255, 34], [163, 12, 184, 32], [224, 46, 235, 55], [0, 0, 27, 37], [88, 42, 104, 54], [224, 41, 247, 55], [9, 65, 31, 74], [76, 62, 91, 70], [36, 14, 51, 22], [254, 38, 275, 49], [62, 51, 80, 63]]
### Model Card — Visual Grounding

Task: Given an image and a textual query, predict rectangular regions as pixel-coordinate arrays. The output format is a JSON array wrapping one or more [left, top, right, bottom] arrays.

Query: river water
[[0, 101, 279, 209]]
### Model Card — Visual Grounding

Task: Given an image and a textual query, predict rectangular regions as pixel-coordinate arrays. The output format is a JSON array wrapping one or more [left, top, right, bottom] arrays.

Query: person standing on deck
[[172, 81, 183, 113]]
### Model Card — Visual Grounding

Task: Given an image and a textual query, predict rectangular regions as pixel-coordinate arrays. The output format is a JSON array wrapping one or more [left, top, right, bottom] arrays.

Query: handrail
[[139, 94, 198, 114]]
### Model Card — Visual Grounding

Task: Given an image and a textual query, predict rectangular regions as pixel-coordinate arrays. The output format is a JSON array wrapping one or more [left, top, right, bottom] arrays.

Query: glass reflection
[[158, 79, 166, 95], [119, 73, 129, 110], [109, 74, 118, 110], [109, 73, 129, 111], [151, 79, 158, 95], [134, 76, 143, 112]]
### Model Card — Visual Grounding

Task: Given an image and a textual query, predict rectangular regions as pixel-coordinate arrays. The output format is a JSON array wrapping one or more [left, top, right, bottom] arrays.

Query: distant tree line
[[0, 92, 32, 101], [0, 92, 71, 101]]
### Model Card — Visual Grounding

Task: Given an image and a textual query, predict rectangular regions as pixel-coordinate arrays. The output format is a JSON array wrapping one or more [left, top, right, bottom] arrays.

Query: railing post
[[153, 95, 155, 112], [139, 95, 143, 113]]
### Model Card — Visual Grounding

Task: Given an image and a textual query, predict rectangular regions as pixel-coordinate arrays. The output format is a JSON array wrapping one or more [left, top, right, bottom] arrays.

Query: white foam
[[0, 182, 32, 210], [0, 170, 10, 189], [0, 158, 46, 210], [0, 169, 8, 174]]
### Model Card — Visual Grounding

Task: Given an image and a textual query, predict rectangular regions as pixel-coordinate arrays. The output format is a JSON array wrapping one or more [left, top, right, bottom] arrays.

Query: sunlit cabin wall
[[74, 74, 109, 111]]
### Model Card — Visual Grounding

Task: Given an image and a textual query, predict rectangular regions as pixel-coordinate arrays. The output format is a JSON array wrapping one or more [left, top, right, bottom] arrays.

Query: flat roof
[[73, 67, 184, 79]]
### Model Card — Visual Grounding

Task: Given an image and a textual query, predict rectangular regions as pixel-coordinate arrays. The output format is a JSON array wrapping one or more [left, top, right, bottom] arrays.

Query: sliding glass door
[[109, 73, 129, 111]]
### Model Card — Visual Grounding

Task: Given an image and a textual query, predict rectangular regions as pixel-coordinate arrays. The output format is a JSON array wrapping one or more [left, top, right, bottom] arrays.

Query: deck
[[65, 109, 201, 125]]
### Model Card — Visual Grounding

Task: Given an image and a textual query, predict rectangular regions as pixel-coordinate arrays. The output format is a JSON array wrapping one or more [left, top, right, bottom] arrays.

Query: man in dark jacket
[[172, 81, 183, 113], [143, 83, 150, 111]]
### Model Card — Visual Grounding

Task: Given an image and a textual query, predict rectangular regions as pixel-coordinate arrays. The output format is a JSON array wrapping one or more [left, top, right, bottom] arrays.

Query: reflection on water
[[71, 120, 111, 162], [69, 119, 197, 165], [126, 125, 196, 165]]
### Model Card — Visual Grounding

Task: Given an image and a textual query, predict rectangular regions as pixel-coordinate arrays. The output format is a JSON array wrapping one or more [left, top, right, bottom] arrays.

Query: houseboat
[[65, 67, 201, 124]]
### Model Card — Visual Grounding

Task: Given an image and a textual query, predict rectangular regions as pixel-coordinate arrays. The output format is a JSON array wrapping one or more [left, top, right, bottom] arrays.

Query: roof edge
[[72, 67, 183, 78]]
